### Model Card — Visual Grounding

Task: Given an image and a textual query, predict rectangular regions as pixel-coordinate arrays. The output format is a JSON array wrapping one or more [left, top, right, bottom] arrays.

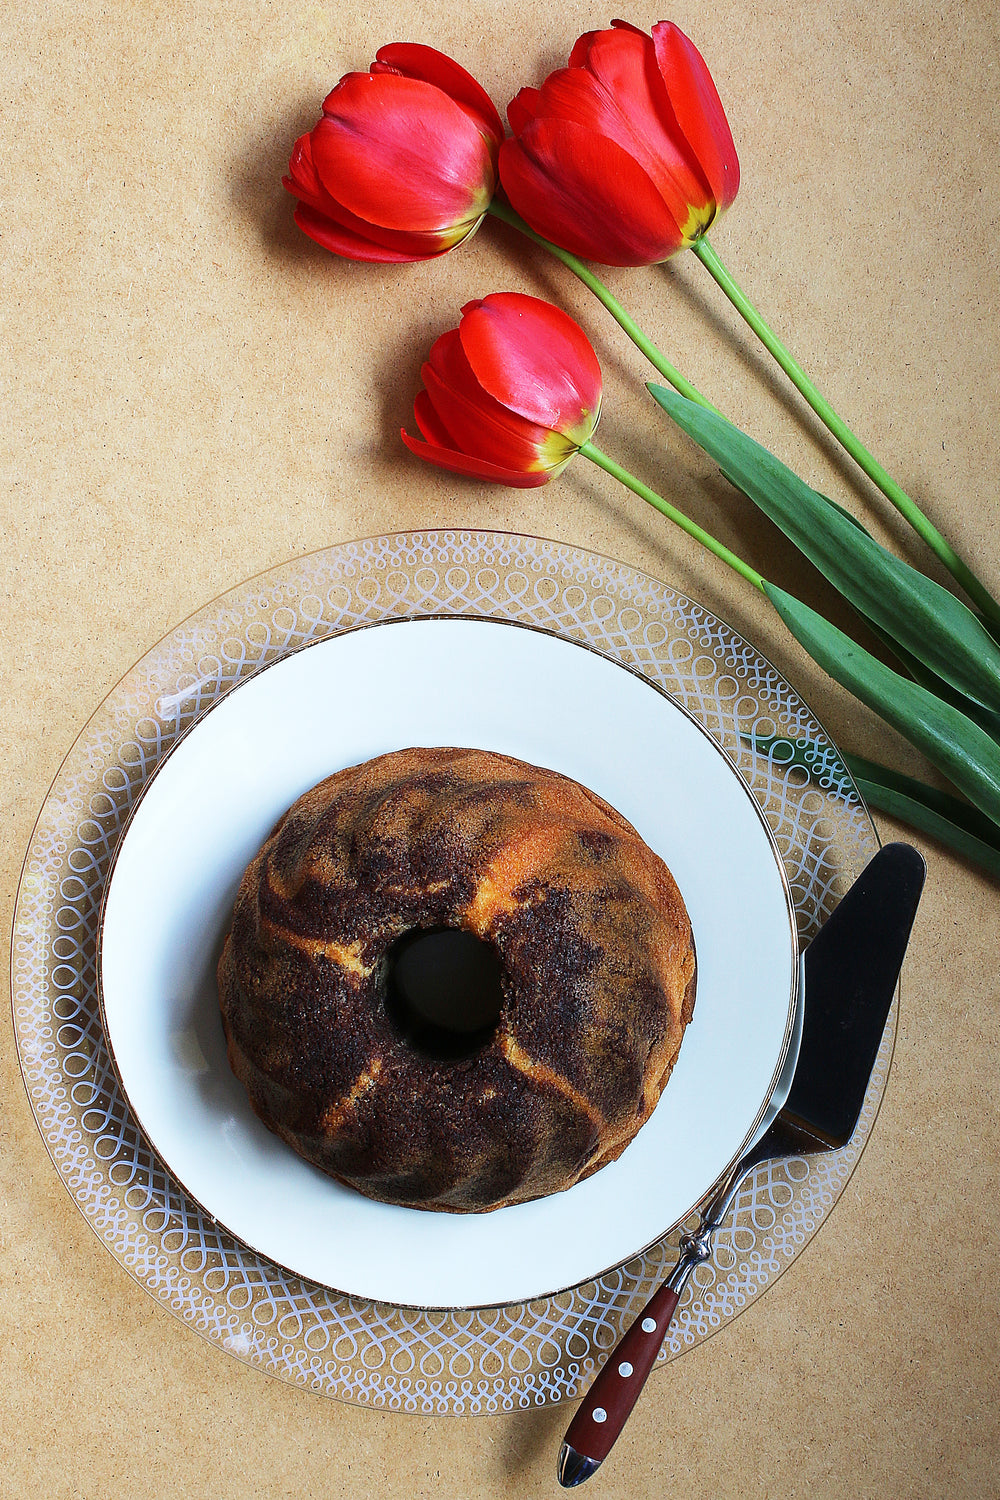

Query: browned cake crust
[[218, 747, 696, 1213]]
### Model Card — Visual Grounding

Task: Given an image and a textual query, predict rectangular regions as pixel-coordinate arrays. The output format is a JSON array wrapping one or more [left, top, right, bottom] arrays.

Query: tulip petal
[[421, 352, 559, 474], [652, 22, 740, 212], [284, 130, 326, 204], [499, 118, 686, 265], [567, 26, 628, 66], [506, 86, 543, 136], [374, 43, 504, 147], [287, 121, 484, 258], [292, 203, 446, 263], [312, 75, 495, 235], [607, 19, 646, 41], [539, 28, 712, 217], [412, 389, 455, 448], [457, 293, 601, 437], [287, 134, 481, 259], [401, 430, 552, 488]]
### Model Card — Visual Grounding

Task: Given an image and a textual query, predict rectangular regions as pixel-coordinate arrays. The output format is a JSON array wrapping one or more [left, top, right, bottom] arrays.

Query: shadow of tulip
[[373, 295, 462, 460], [656, 255, 958, 584], [660, 256, 867, 471], [226, 97, 517, 292], [228, 96, 340, 273]]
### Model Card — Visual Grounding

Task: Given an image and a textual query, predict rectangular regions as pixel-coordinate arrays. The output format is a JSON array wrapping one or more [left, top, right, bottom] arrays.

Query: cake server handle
[[556, 1176, 744, 1489]]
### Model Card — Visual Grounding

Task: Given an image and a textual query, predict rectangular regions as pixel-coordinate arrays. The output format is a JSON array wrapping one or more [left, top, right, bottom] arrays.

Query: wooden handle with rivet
[[557, 1279, 681, 1485]]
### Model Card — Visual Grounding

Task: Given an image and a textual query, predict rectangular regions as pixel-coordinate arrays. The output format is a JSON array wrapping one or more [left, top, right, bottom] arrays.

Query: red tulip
[[283, 44, 504, 263], [499, 20, 739, 267], [402, 293, 602, 487]]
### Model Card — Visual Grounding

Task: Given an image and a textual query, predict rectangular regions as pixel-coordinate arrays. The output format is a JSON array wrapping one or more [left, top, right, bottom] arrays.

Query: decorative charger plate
[[12, 531, 885, 1412]]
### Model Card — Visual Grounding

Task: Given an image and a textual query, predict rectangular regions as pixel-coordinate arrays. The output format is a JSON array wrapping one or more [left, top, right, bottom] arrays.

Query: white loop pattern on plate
[[12, 531, 886, 1413]]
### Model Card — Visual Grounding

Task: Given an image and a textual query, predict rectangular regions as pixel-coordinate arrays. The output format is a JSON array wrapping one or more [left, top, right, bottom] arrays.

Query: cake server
[[557, 840, 926, 1488]]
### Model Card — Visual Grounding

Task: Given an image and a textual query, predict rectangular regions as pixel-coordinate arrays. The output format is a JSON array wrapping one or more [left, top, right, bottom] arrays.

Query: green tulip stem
[[580, 440, 765, 593], [487, 200, 719, 415], [692, 235, 1000, 627]]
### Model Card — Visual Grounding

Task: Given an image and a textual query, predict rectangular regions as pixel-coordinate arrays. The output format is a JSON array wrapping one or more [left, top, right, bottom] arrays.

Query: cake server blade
[[557, 841, 925, 1488]]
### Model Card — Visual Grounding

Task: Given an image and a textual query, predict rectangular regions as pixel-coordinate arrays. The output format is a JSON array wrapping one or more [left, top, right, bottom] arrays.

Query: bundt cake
[[218, 747, 696, 1213]]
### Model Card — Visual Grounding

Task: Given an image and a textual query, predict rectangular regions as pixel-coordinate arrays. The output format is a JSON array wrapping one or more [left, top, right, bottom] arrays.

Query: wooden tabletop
[[3, 2, 998, 1496]]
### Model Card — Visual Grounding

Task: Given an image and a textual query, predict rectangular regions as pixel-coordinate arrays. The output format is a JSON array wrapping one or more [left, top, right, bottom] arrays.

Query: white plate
[[98, 616, 798, 1308]]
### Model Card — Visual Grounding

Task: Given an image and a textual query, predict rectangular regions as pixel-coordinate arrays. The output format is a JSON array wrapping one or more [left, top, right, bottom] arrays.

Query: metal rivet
[[641, 1317, 657, 1333], [592, 1407, 607, 1424], [618, 1361, 633, 1378]]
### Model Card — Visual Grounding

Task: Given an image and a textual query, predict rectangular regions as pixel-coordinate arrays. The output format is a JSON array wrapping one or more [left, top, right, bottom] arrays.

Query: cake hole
[[386, 927, 505, 1060]]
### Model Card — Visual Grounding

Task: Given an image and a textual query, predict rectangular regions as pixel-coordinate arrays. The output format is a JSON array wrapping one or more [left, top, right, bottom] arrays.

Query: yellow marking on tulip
[[441, 211, 485, 249], [441, 170, 496, 249], [680, 200, 717, 246], [536, 408, 600, 476], [318, 1058, 383, 1132]]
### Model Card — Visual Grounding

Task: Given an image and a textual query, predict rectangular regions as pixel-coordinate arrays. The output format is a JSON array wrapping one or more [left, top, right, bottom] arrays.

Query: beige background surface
[[3, 1, 999, 1496]]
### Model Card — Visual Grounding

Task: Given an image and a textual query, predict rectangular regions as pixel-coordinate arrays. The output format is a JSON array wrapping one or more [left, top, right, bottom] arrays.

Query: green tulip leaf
[[861, 616, 1000, 738], [799, 498, 999, 733], [738, 732, 848, 782], [845, 754, 1000, 878], [649, 385, 1000, 718], [763, 583, 1000, 827], [817, 492, 873, 537], [742, 733, 1000, 877]]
